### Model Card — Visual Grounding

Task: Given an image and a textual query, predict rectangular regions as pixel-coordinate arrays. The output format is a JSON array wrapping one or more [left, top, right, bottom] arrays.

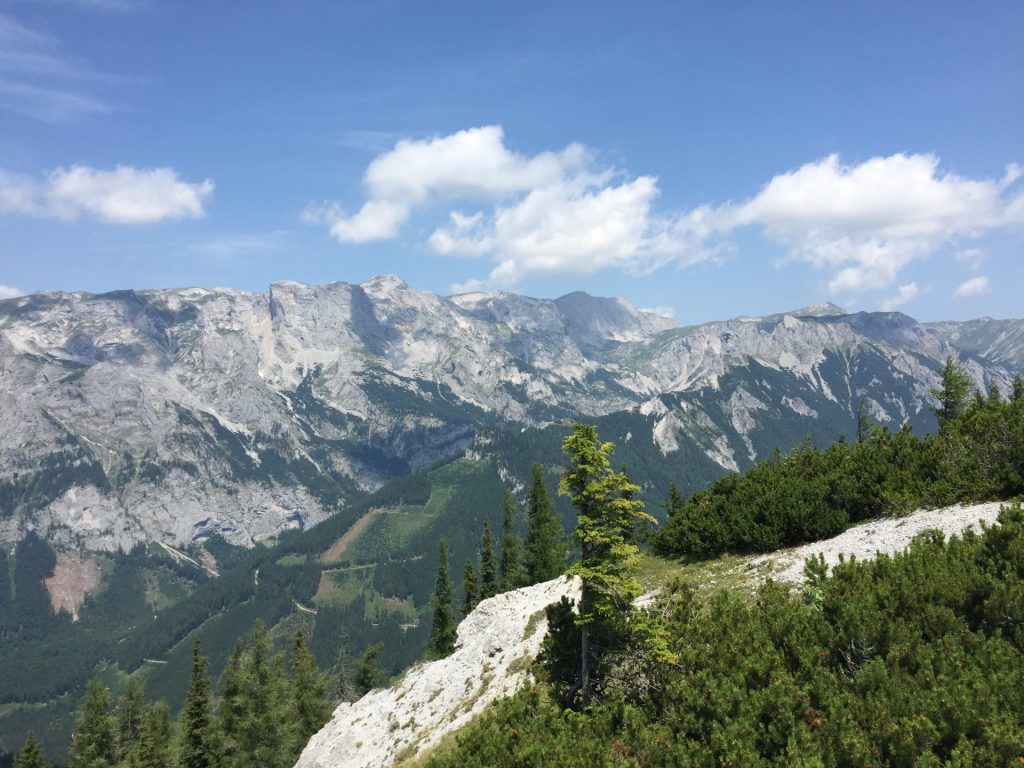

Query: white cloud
[[311, 125, 713, 287], [311, 127, 1024, 293], [312, 125, 586, 244], [0, 284, 24, 299], [952, 275, 991, 299], [0, 165, 214, 223], [729, 153, 1023, 294], [879, 282, 919, 311]]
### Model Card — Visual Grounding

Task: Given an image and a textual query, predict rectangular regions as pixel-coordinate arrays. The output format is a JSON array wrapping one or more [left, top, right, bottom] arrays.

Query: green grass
[[637, 551, 757, 596], [346, 486, 456, 563]]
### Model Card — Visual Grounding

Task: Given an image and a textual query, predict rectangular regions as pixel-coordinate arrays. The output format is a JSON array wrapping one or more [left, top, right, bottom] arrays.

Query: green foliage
[[427, 506, 1024, 767], [179, 641, 221, 768], [499, 487, 528, 590], [135, 702, 172, 768], [225, 622, 291, 768], [478, 520, 498, 601], [461, 560, 477, 616], [931, 356, 973, 423], [114, 678, 144, 764], [353, 643, 387, 696], [654, 386, 1024, 558], [526, 465, 566, 583], [68, 679, 116, 768], [14, 733, 49, 768], [553, 424, 662, 708], [290, 631, 331, 754], [426, 540, 456, 659]]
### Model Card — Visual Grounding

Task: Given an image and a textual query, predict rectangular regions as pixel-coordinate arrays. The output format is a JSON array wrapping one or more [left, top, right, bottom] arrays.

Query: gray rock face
[[0, 279, 1017, 550]]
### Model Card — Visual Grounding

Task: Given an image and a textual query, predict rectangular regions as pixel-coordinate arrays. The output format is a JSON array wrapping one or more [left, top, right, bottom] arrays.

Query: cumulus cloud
[[952, 275, 991, 299], [311, 126, 1024, 293], [879, 282, 920, 311], [0, 165, 214, 223], [309, 125, 712, 287], [0, 284, 24, 300], [729, 154, 1023, 295]]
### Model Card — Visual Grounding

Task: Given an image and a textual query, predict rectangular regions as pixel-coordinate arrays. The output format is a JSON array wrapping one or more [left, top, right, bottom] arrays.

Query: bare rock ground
[[749, 501, 1010, 585], [295, 575, 581, 768]]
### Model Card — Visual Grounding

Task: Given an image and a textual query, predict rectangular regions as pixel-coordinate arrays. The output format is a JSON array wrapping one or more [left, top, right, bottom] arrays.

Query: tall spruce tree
[[478, 519, 498, 600], [236, 622, 290, 768], [462, 560, 478, 615], [558, 424, 659, 707], [427, 539, 457, 659], [14, 732, 49, 768], [218, 640, 246, 767], [930, 356, 972, 424], [526, 464, 565, 582], [856, 397, 875, 443], [1012, 373, 1024, 403], [499, 487, 528, 590], [136, 702, 172, 768], [290, 631, 331, 755], [663, 484, 684, 520], [69, 678, 116, 768], [179, 640, 220, 768], [115, 677, 145, 763]]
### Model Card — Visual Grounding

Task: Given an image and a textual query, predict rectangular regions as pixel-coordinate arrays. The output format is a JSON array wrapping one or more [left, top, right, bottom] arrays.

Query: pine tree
[[462, 560, 478, 615], [988, 379, 1003, 404], [499, 487, 528, 590], [236, 622, 290, 768], [1012, 374, 1024, 403], [558, 423, 659, 707], [930, 356, 972, 424], [136, 702, 172, 768], [14, 732, 50, 768], [69, 678, 116, 768], [290, 631, 331, 755], [115, 677, 145, 763], [478, 519, 498, 600], [526, 464, 565, 582], [856, 397, 874, 443], [427, 539, 457, 659], [353, 643, 387, 696], [333, 631, 356, 703], [218, 640, 246, 767], [179, 640, 220, 768], [663, 484, 684, 519]]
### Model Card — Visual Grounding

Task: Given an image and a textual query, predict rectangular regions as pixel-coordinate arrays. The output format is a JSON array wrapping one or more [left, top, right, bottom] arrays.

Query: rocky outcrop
[[295, 575, 581, 768], [749, 501, 1010, 585]]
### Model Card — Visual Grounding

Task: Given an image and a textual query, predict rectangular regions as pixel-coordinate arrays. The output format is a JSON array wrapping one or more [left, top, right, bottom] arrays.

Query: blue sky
[[0, 1, 1022, 323]]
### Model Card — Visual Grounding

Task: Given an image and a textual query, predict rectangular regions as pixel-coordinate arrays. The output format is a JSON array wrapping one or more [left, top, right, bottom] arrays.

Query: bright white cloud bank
[[0, 284, 24, 300], [952, 276, 991, 299], [0, 165, 214, 223], [310, 126, 1024, 297]]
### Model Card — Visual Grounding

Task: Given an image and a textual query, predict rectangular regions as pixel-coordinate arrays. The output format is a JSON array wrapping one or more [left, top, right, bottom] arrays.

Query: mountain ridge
[[1, 276, 1020, 551]]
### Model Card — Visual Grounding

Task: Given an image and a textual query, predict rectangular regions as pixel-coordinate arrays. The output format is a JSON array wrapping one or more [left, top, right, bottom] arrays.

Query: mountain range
[[1, 276, 1021, 551]]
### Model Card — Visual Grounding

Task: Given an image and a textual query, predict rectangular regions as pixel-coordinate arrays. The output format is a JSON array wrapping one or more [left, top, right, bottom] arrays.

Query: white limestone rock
[[295, 576, 581, 768]]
